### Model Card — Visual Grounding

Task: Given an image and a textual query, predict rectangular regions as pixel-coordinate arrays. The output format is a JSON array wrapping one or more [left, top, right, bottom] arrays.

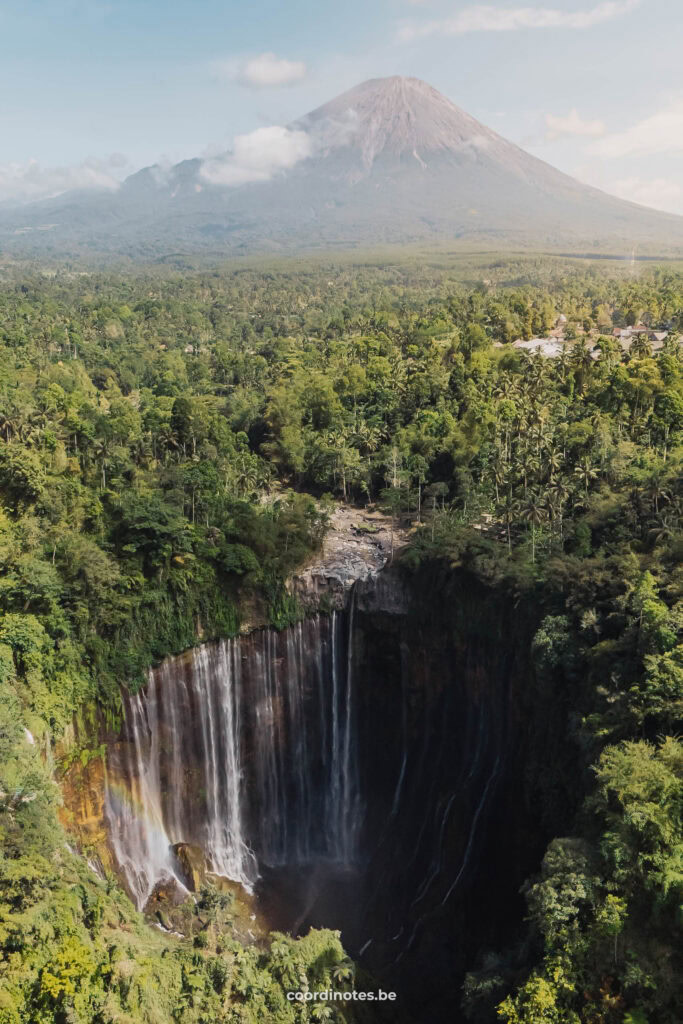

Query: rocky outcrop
[[58, 746, 116, 872], [172, 843, 207, 892], [289, 506, 409, 611]]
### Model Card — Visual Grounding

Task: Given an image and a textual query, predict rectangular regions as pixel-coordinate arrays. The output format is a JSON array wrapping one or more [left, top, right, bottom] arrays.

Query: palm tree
[[630, 334, 652, 359], [662, 332, 682, 357], [493, 376, 518, 402], [557, 346, 571, 383], [527, 352, 548, 391], [158, 426, 179, 464], [573, 458, 598, 498], [571, 340, 595, 393], [529, 421, 550, 457], [354, 421, 383, 455], [501, 492, 520, 555], [491, 458, 506, 503], [93, 437, 114, 489], [648, 514, 677, 546], [580, 607, 601, 636], [547, 480, 570, 543], [332, 960, 355, 987], [0, 411, 16, 441], [134, 433, 153, 467], [234, 453, 259, 499], [513, 446, 533, 495], [354, 420, 384, 490], [520, 492, 546, 563], [545, 449, 563, 483], [326, 428, 353, 501], [645, 474, 669, 515]]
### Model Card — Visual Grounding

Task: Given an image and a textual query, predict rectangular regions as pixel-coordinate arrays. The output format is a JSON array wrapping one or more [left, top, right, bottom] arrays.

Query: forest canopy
[[0, 255, 681, 1023]]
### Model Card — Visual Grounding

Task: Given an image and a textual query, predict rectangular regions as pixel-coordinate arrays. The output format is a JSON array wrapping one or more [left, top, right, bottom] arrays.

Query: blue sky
[[2, 0, 683, 212]]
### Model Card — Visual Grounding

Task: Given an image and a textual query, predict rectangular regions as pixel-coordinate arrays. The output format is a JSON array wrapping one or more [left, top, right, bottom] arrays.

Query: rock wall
[[347, 565, 541, 1021], [60, 546, 559, 1024]]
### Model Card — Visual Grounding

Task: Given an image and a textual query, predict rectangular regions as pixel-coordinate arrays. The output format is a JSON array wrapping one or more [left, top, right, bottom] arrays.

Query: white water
[[105, 612, 362, 909]]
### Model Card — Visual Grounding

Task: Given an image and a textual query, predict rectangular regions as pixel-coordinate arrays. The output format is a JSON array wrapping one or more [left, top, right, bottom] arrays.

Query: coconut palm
[[312, 1006, 334, 1022], [645, 473, 670, 515], [158, 426, 179, 464], [234, 452, 259, 499], [547, 480, 570, 543], [544, 449, 564, 483], [490, 458, 507, 502], [501, 492, 520, 555], [557, 346, 571, 382], [573, 458, 598, 498], [519, 492, 546, 562], [92, 437, 114, 490], [630, 334, 652, 359], [332, 960, 355, 986], [648, 514, 678, 546]]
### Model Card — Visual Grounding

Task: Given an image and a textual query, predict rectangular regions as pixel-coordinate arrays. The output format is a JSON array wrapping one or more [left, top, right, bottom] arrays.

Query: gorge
[[90, 560, 552, 1022], [4, 264, 680, 1024]]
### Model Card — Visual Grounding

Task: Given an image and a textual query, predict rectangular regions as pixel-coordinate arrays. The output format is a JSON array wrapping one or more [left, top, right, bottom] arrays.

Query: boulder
[[171, 843, 208, 892]]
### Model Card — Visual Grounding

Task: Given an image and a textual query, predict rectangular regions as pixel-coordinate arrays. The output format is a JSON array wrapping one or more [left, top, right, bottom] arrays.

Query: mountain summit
[[292, 76, 584, 191], [297, 76, 501, 165], [2, 76, 683, 260]]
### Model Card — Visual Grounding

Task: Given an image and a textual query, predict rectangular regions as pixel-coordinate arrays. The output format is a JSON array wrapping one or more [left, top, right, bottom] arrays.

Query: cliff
[[288, 505, 410, 611], [59, 547, 568, 1023]]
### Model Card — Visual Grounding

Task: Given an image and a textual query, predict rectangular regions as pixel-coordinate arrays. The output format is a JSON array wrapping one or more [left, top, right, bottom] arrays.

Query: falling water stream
[[99, 574, 520, 1024], [105, 610, 361, 909], [98, 580, 517, 1024]]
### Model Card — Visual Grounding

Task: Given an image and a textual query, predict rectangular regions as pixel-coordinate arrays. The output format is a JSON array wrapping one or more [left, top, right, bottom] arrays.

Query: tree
[[573, 458, 597, 498], [92, 436, 114, 490], [520, 492, 546, 562], [381, 485, 404, 563], [547, 480, 569, 544], [590, 738, 682, 907], [462, 323, 489, 360], [501, 492, 519, 555], [630, 334, 652, 359], [407, 453, 429, 522]]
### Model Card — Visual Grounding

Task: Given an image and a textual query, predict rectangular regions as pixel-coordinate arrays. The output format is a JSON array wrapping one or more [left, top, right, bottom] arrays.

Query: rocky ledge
[[288, 505, 409, 611]]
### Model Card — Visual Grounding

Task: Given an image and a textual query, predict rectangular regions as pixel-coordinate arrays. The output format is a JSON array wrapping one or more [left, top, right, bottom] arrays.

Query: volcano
[[3, 76, 683, 260]]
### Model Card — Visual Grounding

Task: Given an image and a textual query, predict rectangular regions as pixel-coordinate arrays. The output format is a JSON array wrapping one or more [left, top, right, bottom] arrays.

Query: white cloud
[[610, 176, 683, 214], [215, 52, 307, 89], [398, 0, 640, 41], [200, 126, 313, 187], [590, 99, 683, 158], [0, 154, 128, 205], [545, 108, 606, 140]]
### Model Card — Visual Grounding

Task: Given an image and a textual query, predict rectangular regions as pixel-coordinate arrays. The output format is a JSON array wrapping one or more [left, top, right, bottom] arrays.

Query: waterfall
[[105, 610, 362, 909], [339, 594, 360, 862]]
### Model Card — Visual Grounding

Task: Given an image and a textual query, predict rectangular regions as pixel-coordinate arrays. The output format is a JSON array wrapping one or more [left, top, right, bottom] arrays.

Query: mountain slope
[[2, 76, 683, 260]]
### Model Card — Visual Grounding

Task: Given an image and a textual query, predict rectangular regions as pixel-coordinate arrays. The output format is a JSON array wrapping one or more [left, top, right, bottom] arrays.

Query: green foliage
[[0, 259, 682, 1023], [0, 839, 356, 1023], [492, 739, 682, 1024]]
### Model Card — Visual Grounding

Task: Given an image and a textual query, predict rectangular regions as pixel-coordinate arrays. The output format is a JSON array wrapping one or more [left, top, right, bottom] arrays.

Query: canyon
[[62, 522, 559, 1022]]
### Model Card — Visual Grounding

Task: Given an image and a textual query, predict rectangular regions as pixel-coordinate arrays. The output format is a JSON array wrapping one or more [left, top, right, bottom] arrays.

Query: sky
[[1, 0, 683, 212]]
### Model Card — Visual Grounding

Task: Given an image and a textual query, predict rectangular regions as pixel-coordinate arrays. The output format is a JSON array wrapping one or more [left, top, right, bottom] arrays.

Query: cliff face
[[61, 551, 558, 1023], [348, 566, 541, 1019]]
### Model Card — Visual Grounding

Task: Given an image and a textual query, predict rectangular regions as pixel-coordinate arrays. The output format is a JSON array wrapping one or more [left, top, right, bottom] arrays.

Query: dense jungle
[[0, 255, 681, 1024]]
